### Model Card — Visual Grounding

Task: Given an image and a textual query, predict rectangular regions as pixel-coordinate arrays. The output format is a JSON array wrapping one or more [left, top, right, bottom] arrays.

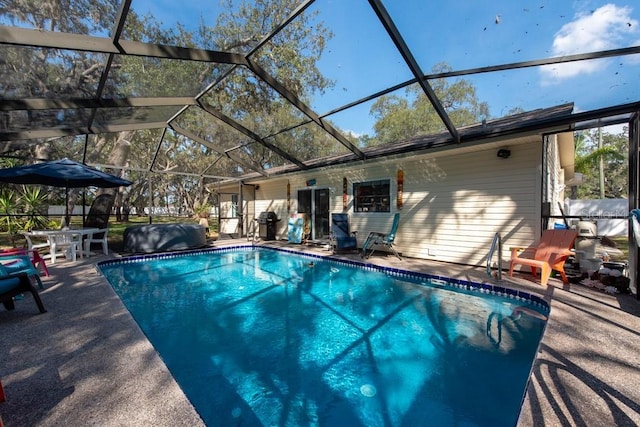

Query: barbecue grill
[[257, 211, 279, 240]]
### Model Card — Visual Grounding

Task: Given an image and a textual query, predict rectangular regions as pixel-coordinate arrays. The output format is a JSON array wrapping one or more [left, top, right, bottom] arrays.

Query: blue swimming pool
[[98, 246, 548, 427]]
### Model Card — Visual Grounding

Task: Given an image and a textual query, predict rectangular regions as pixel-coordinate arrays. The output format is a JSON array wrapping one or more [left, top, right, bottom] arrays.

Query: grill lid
[[257, 211, 279, 222]]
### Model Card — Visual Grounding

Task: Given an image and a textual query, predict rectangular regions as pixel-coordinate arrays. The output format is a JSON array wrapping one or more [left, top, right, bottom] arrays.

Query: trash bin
[[257, 211, 279, 240]]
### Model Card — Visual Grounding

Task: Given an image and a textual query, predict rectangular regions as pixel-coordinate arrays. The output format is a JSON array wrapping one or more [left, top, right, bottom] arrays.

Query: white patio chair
[[22, 232, 51, 252], [48, 232, 81, 264], [84, 228, 109, 256]]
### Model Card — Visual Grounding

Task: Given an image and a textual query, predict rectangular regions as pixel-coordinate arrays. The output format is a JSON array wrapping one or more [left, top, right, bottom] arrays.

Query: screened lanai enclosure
[[1, 2, 640, 251]]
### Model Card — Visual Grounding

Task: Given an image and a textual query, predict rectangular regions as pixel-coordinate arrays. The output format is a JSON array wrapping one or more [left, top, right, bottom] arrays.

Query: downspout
[[148, 172, 153, 224], [629, 112, 639, 299], [238, 181, 244, 238], [215, 180, 221, 237], [542, 135, 552, 232]]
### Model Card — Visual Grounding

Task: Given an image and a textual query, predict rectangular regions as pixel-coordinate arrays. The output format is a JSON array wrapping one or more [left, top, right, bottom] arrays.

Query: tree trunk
[[96, 133, 132, 218], [65, 189, 80, 226]]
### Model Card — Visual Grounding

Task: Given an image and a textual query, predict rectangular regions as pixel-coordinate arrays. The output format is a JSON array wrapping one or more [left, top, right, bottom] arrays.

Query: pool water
[[99, 247, 548, 427]]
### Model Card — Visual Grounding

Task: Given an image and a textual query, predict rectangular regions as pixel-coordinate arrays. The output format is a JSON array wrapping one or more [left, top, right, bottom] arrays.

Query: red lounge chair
[[0, 248, 49, 277]]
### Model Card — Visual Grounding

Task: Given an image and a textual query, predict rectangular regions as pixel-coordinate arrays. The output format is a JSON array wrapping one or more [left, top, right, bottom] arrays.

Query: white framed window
[[353, 179, 391, 212]]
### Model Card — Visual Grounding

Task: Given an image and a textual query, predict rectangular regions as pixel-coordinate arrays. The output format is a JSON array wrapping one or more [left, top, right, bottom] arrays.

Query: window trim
[[353, 178, 391, 213]]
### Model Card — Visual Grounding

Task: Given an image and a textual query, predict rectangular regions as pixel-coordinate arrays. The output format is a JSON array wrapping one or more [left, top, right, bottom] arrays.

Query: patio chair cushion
[[331, 213, 358, 252], [0, 255, 45, 289], [0, 276, 21, 294]]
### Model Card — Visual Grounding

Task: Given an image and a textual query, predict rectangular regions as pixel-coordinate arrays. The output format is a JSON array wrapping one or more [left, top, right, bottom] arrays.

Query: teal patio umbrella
[[0, 158, 132, 225]]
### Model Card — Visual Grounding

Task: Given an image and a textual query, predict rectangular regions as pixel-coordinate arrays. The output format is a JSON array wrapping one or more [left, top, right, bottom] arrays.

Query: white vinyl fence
[[48, 205, 217, 217], [48, 205, 91, 216], [564, 199, 629, 236]]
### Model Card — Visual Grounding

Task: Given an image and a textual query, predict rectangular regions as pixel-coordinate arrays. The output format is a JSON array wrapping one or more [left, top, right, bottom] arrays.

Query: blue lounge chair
[[0, 254, 45, 289], [361, 213, 401, 260], [0, 265, 46, 313], [331, 213, 357, 252]]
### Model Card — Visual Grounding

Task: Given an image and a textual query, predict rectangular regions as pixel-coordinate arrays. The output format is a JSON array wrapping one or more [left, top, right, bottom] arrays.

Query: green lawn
[[608, 236, 629, 262]]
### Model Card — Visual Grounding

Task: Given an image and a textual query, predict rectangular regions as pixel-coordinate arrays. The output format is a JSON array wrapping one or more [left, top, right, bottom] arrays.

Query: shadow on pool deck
[[1, 238, 639, 426]]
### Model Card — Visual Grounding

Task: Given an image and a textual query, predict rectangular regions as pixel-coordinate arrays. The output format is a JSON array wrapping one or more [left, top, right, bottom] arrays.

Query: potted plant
[[194, 203, 211, 219], [193, 203, 218, 241]]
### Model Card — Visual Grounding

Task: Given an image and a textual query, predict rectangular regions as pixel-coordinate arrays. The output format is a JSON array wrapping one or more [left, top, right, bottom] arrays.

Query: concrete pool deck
[[1, 239, 639, 426]]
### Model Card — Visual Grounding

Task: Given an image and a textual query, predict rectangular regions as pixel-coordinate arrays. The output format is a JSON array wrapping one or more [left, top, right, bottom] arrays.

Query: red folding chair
[[0, 248, 49, 277]]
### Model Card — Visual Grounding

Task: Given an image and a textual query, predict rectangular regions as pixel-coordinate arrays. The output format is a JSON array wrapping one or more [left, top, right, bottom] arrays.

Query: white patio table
[[23, 228, 101, 264]]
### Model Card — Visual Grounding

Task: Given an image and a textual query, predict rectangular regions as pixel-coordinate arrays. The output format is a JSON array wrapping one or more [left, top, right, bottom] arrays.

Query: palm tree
[[20, 186, 49, 231], [573, 129, 624, 199], [0, 189, 19, 246]]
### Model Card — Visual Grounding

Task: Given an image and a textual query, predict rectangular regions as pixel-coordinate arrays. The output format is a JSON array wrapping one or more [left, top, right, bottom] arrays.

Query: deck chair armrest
[[22, 232, 51, 251], [550, 249, 574, 261], [510, 247, 541, 263], [510, 247, 533, 257], [90, 228, 108, 237]]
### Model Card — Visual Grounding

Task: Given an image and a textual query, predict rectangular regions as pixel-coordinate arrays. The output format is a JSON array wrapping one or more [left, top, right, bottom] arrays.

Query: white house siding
[[252, 178, 292, 236], [385, 140, 543, 265], [225, 135, 553, 268]]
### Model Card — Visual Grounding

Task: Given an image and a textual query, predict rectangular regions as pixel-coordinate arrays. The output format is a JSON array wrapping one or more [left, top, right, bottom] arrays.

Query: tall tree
[[366, 63, 490, 145], [573, 127, 627, 199], [1, 0, 334, 216]]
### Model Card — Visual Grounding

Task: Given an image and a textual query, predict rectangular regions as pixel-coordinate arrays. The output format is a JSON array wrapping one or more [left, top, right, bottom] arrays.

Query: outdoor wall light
[[497, 149, 511, 159]]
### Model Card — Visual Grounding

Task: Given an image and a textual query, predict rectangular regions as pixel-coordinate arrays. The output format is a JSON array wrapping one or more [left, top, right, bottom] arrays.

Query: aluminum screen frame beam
[[0, 97, 197, 111], [0, 25, 248, 65], [169, 124, 269, 177], [368, 0, 460, 143], [197, 101, 309, 170]]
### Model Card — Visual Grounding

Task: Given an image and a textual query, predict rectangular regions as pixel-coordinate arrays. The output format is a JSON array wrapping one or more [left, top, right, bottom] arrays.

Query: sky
[[124, 0, 640, 136], [309, 0, 640, 136]]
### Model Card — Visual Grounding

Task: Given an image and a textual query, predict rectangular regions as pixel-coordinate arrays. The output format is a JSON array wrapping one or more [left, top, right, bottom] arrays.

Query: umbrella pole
[[64, 186, 69, 228]]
